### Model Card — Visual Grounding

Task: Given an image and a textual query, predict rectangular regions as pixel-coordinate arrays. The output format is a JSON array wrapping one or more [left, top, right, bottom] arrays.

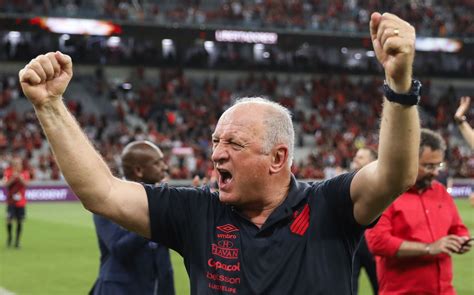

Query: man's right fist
[[19, 51, 73, 108]]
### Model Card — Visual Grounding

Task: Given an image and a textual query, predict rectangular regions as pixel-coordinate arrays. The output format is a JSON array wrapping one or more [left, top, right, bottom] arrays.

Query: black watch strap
[[383, 79, 422, 106]]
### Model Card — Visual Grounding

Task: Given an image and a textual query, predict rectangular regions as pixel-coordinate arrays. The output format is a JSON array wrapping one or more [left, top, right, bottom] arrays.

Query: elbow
[[395, 158, 418, 192], [383, 168, 417, 198], [401, 170, 417, 192], [72, 176, 117, 215], [366, 239, 390, 257], [82, 200, 103, 216], [366, 231, 391, 257], [81, 189, 111, 216]]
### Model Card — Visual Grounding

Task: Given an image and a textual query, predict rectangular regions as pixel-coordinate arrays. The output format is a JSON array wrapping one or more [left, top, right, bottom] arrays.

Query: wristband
[[383, 79, 422, 106]]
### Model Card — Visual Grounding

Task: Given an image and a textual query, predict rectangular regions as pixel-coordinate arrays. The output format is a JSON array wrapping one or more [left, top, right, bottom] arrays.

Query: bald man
[[352, 148, 378, 171], [91, 141, 174, 295]]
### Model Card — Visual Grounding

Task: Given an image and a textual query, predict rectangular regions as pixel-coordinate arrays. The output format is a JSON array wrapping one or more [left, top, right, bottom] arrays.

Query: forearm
[[396, 240, 430, 257], [353, 98, 420, 224], [35, 99, 115, 211], [457, 121, 474, 149], [377, 98, 420, 196]]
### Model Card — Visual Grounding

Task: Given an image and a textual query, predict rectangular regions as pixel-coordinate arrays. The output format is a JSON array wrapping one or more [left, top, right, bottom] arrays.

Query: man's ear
[[134, 166, 143, 178], [269, 145, 289, 174]]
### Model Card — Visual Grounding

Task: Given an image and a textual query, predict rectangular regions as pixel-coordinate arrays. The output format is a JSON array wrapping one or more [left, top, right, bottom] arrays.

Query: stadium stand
[[1, 68, 473, 181], [1, 0, 473, 37], [0, 0, 472, 182]]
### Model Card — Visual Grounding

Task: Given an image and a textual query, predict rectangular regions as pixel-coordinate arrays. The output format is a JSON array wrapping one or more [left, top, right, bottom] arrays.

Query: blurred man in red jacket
[[366, 128, 471, 295], [3, 156, 30, 248]]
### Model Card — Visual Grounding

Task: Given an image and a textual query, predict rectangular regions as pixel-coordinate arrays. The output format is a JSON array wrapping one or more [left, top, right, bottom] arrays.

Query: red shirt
[[4, 167, 30, 208], [366, 181, 469, 295]]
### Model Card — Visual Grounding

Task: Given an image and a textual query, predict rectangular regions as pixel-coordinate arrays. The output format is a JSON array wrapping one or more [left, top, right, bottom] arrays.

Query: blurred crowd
[[1, 69, 473, 181], [1, 0, 473, 37], [2, 32, 473, 79]]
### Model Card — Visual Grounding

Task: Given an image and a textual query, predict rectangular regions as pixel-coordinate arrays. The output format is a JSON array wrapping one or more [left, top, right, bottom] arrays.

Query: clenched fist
[[19, 51, 73, 108], [454, 96, 470, 121], [370, 12, 416, 93]]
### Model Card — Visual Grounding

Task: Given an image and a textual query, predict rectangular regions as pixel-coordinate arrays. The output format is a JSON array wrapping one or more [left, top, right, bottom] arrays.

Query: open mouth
[[217, 168, 233, 185]]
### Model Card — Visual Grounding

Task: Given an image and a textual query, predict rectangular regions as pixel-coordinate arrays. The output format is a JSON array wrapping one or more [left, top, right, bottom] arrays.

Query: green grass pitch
[[1, 200, 473, 294]]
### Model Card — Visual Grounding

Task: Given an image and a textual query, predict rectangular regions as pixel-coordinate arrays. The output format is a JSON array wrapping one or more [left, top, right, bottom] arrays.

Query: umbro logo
[[216, 224, 239, 233]]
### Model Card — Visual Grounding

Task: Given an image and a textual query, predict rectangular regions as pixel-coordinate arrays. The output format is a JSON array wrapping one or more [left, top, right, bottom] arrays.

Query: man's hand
[[370, 12, 416, 93], [454, 96, 470, 120], [428, 235, 467, 255], [19, 51, 73, 108], [457, 236, 472, 254]]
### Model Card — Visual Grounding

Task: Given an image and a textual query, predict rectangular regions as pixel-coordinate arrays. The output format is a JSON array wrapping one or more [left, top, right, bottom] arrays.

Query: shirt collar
[[258, 174, 310, 232], [407, 181, 435, 194]]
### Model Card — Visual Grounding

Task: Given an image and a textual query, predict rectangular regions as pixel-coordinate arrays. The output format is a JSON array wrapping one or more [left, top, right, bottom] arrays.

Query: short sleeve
[[144, 184, 219, 255], [318, 172, 364, 244]]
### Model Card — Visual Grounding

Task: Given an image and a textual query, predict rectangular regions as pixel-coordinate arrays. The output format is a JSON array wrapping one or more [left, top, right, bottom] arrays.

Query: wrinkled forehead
[[419, 146, 444, 162], [213, 105, 265, 138]]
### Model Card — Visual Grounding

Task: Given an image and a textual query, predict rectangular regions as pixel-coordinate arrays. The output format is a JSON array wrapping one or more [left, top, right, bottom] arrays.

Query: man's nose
[[211, 143, 229, 164], [160, 161, 168, 172], [431, 169, 440, 177]]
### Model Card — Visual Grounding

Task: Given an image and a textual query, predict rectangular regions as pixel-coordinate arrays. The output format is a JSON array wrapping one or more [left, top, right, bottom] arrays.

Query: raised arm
[[19, 52, 151, 238], [350, 13, 420, 225], [454, 96, 474, 149]]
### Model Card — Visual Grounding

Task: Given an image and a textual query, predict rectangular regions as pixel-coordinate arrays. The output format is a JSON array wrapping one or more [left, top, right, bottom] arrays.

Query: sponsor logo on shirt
[[212, 240, 239, 259], [217, 224, 240, 233], [290, 203, 310, 236], [206, 224, 242, 293], [206, 271, 241, 285], [208, 258, 241, 272], [217, 233, 237, 239], [208, 283, 237, 294]]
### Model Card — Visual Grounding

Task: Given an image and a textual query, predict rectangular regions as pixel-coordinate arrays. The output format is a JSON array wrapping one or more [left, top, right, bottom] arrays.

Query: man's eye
[[231, 142, 244, 149]]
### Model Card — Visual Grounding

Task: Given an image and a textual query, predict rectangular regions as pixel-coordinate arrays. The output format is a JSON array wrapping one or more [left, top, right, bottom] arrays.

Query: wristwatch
[[383, 79, 422, 106]]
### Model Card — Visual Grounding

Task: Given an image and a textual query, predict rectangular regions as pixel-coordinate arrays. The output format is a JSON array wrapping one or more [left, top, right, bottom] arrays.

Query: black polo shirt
[[146, 172, 364, 294]]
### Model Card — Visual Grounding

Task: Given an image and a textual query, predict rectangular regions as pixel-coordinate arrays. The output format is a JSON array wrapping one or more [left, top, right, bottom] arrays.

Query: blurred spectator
[[91, 140, 175, 295], [366, 129, 472, 295], [2, 0, 472, 37], [454, 96, 474, 149], [0, 71, 472, 181], [351, 147, 378, 295], [3, 156, 30, 248]]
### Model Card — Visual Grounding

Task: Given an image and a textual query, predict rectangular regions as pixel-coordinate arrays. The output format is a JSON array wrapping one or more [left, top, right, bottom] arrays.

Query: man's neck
[[240, 177, 291, 228], [414, 180, 433, 194]]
